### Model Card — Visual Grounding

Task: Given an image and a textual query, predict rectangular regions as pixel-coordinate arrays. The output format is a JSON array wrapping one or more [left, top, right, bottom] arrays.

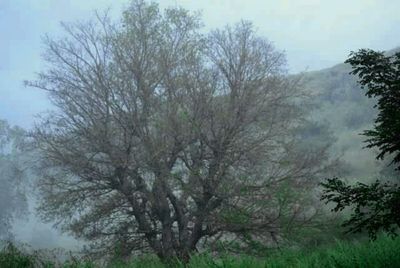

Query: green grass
[[2, 236, 400, 267]]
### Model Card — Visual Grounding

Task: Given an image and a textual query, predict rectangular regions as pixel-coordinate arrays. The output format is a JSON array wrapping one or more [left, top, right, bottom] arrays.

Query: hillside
[[301, 60, 382, 179], [301, 47, 399, 180]]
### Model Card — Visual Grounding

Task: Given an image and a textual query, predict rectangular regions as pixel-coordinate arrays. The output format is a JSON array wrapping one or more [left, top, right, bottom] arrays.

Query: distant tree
[[0, 119, 28, 240], [28, 0, 333, 262], [321, 49, 400, 239]]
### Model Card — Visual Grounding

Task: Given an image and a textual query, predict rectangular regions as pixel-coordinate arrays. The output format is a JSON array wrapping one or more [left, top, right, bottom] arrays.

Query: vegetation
[[1, 236, 400, 267], [346, 49, 400, 164], [322, 49, 400, 239], [26, 0, 335, 262], [1, 0, 399, 266]]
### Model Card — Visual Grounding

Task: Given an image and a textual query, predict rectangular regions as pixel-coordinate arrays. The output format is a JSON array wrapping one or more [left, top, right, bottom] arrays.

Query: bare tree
[[28, 0, 333, 262]]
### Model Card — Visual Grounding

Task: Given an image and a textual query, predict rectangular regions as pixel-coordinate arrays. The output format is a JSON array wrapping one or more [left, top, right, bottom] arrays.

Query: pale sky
[[1, 0, 399, 128]]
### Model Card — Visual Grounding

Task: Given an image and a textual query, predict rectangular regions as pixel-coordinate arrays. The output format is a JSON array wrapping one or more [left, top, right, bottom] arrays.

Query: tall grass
[[1, 235, 399, 267]]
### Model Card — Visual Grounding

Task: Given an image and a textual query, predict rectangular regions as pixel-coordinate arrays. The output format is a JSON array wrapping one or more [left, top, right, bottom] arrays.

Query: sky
[[1, 0, 400, 128]]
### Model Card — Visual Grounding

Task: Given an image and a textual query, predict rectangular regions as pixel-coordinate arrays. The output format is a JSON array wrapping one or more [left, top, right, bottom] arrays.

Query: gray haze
[[0, 0, 399, 250], [1, 0, 400, 128]]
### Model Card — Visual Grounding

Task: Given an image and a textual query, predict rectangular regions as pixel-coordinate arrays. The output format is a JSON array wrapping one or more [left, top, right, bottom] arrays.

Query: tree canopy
[[322, 49, 400, 239], [346, 49, 400, 166], [28, 0, 333, 262]]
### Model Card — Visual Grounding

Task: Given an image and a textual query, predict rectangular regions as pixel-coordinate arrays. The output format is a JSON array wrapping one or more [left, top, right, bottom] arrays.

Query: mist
[[1, 0, 399, 266]]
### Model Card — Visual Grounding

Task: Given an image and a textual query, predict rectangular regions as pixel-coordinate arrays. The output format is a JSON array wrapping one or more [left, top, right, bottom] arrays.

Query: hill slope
[[301, 58, 382, 179]]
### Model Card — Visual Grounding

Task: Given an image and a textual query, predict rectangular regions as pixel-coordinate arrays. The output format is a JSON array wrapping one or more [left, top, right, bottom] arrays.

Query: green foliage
[[321, 49, 400, 239], [0, 242, 36, 268], [2, 236, 400, 267], [345, 49, 400, 166], [0, 241, 96, 268], [321, 178, 400, 239]]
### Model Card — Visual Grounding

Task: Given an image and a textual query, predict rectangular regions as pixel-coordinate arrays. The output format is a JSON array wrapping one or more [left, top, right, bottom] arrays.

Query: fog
[[1, 0, 399, 259], [2, 0, 400, 128]]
